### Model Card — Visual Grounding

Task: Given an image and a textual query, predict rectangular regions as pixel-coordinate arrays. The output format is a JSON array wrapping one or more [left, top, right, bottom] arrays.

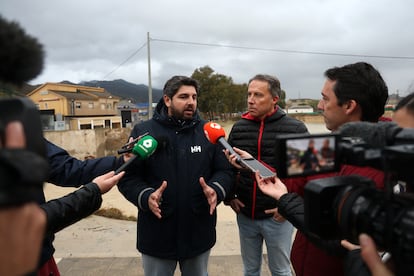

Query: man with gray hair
[[225, 74, 308, 275]]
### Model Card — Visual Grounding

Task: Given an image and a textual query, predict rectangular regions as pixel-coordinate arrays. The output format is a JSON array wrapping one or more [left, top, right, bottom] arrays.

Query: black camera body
[[0, 98, 48, 206], [275, 127, 414, 275]]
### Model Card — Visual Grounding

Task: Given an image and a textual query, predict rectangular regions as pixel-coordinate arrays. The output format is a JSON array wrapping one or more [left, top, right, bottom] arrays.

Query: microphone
[[115, 135, 158, 174], [203, 122, 241, 161], [117, 132, 149, 154], [338, 121, 405, 147], [203, 122, 276, 179]]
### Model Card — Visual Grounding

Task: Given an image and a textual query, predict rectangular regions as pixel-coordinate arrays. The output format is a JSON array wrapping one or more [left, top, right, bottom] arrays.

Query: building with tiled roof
[[28, 82, 122, 130]]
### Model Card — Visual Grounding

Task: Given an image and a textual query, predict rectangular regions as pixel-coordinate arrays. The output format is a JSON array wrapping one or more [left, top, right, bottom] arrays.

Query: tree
[[278, 89, 286, 109], [191, 66, 245, 120]]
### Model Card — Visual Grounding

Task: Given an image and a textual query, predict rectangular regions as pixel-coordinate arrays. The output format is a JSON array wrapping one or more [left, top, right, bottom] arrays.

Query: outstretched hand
[[149, 181, 167, 219], [223, 147, 252, 170], [199, 177, 217, 215], [93, 171, 125, 194], [255, 171, 287, 200]]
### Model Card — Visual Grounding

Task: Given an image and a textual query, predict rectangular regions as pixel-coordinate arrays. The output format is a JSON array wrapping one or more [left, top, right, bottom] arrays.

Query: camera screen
[[275, 133, 340, 178]]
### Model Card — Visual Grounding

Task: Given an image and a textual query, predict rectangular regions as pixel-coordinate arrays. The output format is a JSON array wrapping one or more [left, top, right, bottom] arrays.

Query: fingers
[[157, 181, 167, 193], [341, 239, 360, 251], [4, 121, 25, 148], [149, 181, 167, 219], [359, 234, 393, 276], [93, 170, 125, 194]]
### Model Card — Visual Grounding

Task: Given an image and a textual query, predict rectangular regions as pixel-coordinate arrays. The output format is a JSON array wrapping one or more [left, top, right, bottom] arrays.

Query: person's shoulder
[[277, 116, 308, 132]]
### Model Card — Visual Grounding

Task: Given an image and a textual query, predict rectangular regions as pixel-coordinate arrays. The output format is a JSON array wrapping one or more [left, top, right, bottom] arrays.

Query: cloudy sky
[[2, 0, 414, 99]]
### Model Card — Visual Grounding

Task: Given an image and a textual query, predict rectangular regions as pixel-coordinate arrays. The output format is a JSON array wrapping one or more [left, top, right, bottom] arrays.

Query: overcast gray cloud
[[2, 0, 414, 99]]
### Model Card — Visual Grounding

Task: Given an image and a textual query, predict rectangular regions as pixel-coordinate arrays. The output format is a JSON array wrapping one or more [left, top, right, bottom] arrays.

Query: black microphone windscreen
[[0, 16, 44, 85], [338, 121, 402, 147]]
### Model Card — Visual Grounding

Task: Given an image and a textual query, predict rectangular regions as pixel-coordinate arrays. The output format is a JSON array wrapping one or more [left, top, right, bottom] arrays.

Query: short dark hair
[[324, 62, 388, 122], [248, 74, 281, 98], [163, 76, 199, 98], [395, 92, 414, 115]]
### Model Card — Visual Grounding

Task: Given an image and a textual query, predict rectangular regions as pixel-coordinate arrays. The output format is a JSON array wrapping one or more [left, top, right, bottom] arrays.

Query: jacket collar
[[241, 105, 284, 122]]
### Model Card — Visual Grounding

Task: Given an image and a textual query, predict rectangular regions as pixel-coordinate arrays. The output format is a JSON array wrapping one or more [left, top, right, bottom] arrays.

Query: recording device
[[0, 98, 48, 206], [277, 121, 414, 275], [274, 133, 340, 178], [115, 135, 158, 174], [203, 122, 276, 179], [275, 122, 414, 179], [117, 132, 149, 154]]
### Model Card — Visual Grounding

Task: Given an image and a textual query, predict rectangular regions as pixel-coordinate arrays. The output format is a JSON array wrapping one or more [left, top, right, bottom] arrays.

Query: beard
[[169, 105, 195, 120]]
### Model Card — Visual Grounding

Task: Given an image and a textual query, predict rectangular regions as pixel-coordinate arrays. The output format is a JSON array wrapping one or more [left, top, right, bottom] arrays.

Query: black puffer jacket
[[228, 107, 308, 219], [117, 99, 233, 260], [41, 182, 103, 234]]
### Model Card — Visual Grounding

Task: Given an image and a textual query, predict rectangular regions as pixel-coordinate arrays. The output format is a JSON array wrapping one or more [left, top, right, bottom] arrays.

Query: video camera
[[275, 123, 414, 275], [0, 98, 48, 206]]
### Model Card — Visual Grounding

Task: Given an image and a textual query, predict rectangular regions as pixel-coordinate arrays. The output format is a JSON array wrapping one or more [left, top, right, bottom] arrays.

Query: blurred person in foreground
[[0, 14, 128, 275], [0, 121, 46, 276]]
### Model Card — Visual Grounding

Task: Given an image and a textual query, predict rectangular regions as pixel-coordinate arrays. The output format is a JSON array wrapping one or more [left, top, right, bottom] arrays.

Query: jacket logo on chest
[[190, 145, 202, 153]]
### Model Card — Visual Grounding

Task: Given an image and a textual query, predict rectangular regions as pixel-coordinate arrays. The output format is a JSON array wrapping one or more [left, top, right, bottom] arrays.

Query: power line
[[102, 36, 414, 80], [151, 38, 414, 60], [103, 42, 147, 79]]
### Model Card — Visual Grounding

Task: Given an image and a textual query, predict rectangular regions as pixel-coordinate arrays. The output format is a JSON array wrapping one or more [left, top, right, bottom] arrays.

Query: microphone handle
[[115, 155, 138, 175], [218, 137, 242, 163]]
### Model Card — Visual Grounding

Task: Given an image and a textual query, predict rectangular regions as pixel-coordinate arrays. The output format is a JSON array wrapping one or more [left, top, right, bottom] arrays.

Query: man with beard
[[117, 75, 233, 276]]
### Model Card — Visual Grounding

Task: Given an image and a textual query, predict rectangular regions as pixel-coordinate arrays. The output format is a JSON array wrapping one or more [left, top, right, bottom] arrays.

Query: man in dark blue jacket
[[117, 75, 234, 276], [38, 140, 125, 275]]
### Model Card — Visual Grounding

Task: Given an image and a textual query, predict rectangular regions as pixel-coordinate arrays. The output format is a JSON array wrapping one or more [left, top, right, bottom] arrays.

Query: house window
[[106, 103, 112, 109], [75, 102, 81, 108], [88, 102, 94, 109], [101, 103, 105, 110]]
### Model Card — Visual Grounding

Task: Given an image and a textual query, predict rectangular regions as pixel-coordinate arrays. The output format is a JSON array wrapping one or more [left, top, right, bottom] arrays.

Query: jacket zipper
[[251, 120, 265, 219]]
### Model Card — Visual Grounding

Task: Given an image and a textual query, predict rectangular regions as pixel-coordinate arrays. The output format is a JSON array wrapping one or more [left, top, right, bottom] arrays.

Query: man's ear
[[163, 94, 171, 108], [344, 99, 359, 115]]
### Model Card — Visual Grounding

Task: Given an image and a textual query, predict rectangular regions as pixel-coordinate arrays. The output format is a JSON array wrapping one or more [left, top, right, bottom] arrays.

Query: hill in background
[[80, 79, 163, 103]]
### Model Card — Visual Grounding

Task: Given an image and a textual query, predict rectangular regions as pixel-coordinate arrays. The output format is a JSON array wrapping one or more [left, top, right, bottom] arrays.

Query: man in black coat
[[117, 76, 234, 276]]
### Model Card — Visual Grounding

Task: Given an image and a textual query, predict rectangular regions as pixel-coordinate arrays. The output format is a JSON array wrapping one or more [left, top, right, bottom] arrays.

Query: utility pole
[[147, 32, 153, 119]]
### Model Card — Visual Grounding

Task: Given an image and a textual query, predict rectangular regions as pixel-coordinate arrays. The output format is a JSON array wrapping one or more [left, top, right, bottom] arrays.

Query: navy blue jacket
[[117, 100, 234, 260], [38, 139, 123, 268]]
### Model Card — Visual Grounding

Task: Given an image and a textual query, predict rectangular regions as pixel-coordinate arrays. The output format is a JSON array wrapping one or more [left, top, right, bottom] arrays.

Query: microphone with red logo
[[203, 122, 276, 179]]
